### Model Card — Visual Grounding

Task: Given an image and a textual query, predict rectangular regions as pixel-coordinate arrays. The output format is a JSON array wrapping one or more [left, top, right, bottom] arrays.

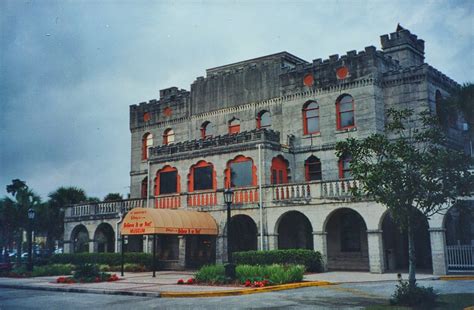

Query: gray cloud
[[1, 0, 472, 199]]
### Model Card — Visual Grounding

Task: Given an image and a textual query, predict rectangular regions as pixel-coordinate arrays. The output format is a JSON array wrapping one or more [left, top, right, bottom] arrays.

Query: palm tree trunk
[[407, 217, 417, 288], [16, 230, 22, 264]]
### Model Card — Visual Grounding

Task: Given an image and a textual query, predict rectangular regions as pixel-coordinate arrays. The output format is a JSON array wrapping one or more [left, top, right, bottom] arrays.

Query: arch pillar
[[178, 235, 186, 270], [313, 231, 327, 271], [367, 229, 385, 273], [268, 233, 278, 250], [64, 241, 72, 254], [429, 228, 447, 275], [89, 240, 95, 253], [216, 235, 225, 264]]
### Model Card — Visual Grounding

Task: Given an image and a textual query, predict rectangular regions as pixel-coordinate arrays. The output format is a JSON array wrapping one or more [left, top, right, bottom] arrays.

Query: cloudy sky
[[1, 0, 473, 201]]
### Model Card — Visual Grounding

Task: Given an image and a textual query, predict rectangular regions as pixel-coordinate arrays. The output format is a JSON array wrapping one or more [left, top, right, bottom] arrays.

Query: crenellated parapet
[[380, 27, 425, 67], [130, 87, 190, 130]]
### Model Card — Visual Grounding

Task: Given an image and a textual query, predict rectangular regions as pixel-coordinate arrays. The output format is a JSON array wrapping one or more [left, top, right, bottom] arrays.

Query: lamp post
[[223, 188, 235, 279], [27, 208, 35, 272]]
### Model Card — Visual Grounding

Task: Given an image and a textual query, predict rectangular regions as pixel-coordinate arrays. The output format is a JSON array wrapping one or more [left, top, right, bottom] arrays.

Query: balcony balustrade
[[65, 179, 364, 220]]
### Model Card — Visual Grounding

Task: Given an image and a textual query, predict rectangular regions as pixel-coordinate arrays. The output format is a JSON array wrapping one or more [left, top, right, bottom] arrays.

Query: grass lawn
[[366, 293, 474, 309]]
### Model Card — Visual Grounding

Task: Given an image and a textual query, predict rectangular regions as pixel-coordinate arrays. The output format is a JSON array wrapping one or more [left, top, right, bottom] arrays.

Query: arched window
[[188, 160, 216, 191], [155, 166, 180, 195], [271, 155, 289, 184], [257, 110, 271, 129], [336, 94, 355, 130], [141, 177, 148, 198], [302, 101, 320, 134], [228, 118, 240, 135], [225, 155, 257, 188], [142, 133, 153, 160], [201, 121, 215, 139], [305, 155, 322, 181], [163, 128, 175, 145], [338, 155, 352, 179]]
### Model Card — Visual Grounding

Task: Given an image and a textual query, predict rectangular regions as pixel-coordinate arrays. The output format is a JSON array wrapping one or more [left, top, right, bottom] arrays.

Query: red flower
[[94, 277, 100, 282], [56, 277, 66, 283], [244, 280, 251, 287], [177, 279, 184, 284], [186, 278, 194, 284]]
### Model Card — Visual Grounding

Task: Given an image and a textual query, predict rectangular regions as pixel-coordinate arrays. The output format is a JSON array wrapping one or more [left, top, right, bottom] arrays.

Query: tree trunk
[[16, 230, 22, 264], [407, 217, 417, 288]]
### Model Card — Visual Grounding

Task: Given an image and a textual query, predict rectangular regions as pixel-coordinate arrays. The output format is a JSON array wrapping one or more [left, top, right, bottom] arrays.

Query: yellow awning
[[121, 208, 218, 236]]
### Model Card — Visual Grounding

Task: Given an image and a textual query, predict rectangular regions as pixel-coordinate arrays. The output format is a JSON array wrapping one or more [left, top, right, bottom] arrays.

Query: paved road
[[0, 280, 473, 309]]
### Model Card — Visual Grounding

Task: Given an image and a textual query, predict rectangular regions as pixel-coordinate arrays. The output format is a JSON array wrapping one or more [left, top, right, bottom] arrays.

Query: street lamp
[[223, 188, 235, 279], [27, 208, 35, 272]]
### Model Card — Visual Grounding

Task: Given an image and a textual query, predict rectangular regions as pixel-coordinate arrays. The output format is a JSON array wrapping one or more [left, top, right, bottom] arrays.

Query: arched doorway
[[71, 225, 89, 253], [325, 208, 369, 271], [444, 201, 474, 273], [277, 211, 313, 249], [382, 211, 432, 272], [94, 223, 115, 253], [229, 215, 258, 252]]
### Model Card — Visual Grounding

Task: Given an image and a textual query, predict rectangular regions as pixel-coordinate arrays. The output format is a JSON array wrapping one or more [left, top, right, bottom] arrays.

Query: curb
[[160, 281, 334, 298], [0, 284, 161, 298], [440, 276, 474, 281]]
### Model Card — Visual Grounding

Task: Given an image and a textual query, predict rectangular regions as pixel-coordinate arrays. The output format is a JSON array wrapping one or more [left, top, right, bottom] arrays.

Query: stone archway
[[94, 223, 115, 253], [325, 208, 369, 271], [71, 225, 89, 253], [444, 201, 474, 246], [277, 211, 313, 250], [229, 214, 258, 252], [381, 211, 432, 272]]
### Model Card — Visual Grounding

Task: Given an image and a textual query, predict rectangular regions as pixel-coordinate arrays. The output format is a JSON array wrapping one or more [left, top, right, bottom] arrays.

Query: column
[[63, 241, 72, 254], [429, 228, 447, 275], [178, 236, 186, 270], [267, 233, 279, 250], [89, 240, 95, 253], [367, 229, 385, 273], [313, 231, 328, 271], [215, 235, 225, 264]]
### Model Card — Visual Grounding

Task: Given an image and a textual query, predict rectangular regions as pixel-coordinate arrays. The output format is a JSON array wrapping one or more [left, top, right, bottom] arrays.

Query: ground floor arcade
[[63, 199, 474, 274]]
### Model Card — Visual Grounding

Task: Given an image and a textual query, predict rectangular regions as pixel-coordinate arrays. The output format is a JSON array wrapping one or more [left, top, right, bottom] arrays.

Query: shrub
[[123, 263, 147, 272], [236, 264, 305, 285], [195, 264, 226, 284], [390, 280, 438, 308], [233, 249, 322, 272], [73, 263, 100, 280], [31, 264, 74, 277], [49, 253, 154, 269]]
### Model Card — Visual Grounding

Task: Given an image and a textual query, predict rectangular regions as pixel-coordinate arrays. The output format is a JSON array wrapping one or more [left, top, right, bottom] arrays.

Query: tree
[[42, 187, 87, 251], [103, 193, 123, 202], [0, 198, 18, 254], [5, 179, 42, 263], [336, 109, 473, 288]]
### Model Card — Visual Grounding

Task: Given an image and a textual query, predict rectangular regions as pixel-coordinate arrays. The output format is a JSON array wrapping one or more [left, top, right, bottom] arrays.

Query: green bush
[[31, 264, 74, 277], [73, 263, 100, 280], [236, 264, 305, 285], [390, 280, 438, 308], [195, 264, 226, 284], [233, 249, 322, 272], [49, 253, 153, 268]]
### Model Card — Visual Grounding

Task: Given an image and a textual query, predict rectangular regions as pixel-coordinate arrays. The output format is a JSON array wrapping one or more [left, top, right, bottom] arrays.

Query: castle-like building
[[63, 26, 472, 274]]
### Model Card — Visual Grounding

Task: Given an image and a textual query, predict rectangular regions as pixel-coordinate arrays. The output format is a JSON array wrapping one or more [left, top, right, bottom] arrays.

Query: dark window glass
[[230, 160, 253, 187], [304, 101, 320, 134], [340, 156, 352, 179], [194, 166, 213, 190], [272, 170, 277, 184], [160, 171, 177, 194], [306, 158, 322, 181], [338, 95, 354, 128], [341, 213, 361, 252]]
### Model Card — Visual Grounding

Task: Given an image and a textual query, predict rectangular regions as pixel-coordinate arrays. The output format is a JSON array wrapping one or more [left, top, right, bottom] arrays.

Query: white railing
[[272, 183, 312, 201], [446, 245, 474, 272], [321, 179, 360, 199]]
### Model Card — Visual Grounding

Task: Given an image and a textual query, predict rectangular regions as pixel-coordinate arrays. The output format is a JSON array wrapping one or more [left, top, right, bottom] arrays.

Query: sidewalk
[[0, 271, 441, 298]]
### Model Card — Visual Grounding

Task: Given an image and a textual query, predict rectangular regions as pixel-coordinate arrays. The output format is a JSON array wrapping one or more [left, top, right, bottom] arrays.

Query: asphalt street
[[0, 280, 473, 309]]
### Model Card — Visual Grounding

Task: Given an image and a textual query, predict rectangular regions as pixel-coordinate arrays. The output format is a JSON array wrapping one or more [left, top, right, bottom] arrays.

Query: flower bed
[[56, 273, 119, 284]]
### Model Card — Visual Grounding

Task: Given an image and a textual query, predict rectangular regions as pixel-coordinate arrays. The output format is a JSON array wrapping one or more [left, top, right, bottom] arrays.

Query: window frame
[[142, 132, 153, 160], [225, 155, 257, 188], [336, 95, 355, 130], [200, 121, 215, 139], [228, 118, 241, 135], [155, 165, 180, 196], [257, 110, 271, 129], [302, 101, 320, 135], [188, 160, 216, 192], [270, 155, 289, 184], [338, 155, 352, 179], [305, 156, 322, 181], [163, 128, 175, 145]]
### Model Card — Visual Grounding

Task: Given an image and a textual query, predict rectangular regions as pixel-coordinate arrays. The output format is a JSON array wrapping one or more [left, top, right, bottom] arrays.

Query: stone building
[[63, 26, 473, 274]]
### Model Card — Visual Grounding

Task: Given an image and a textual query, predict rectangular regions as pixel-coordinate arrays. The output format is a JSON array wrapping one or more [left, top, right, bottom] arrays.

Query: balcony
[[65, 179, 363, 221], [149, 129, 282, 162]]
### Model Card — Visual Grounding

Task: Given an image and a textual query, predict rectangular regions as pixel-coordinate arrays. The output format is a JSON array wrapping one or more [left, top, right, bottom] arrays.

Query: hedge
[[232, 249, 323, 272], [49, 253, 154, 268]]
